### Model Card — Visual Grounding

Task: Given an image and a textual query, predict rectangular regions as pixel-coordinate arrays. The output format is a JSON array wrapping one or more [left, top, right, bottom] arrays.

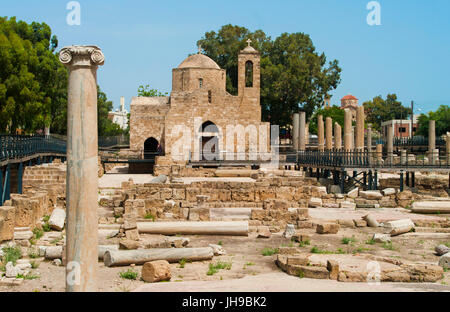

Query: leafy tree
[[362, 94, 412, 132], [97, 86, 125, 136], [138, 85, 168, 97], [0, 17, 68, 134], [416, 105, 450, 137], [309, 106, 345, 135], [197, 24, 341, 128]]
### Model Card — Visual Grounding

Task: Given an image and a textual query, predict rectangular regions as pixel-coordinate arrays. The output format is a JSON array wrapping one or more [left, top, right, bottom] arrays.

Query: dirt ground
[[2, 226, 449, 292]]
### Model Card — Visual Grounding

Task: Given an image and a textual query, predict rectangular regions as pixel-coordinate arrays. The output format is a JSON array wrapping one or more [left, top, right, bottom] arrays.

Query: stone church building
[[129, 42, 270, 172]]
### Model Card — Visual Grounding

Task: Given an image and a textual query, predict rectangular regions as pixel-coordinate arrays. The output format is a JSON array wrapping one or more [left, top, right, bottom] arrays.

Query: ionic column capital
[[59, 45, 105, 67]]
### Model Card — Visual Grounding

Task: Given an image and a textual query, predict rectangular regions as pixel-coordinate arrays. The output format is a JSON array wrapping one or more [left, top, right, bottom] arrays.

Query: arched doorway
[[199, 121, 219, 161], [143, 137, 159, 159]]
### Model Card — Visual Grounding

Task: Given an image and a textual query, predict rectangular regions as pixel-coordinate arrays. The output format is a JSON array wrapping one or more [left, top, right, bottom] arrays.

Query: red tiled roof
[[341, 95, 358, 101]]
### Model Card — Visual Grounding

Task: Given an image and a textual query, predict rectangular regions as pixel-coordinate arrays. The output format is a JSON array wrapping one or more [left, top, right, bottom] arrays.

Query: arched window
[[245, 61, 253, 88], [199, 78, 203, 88], [200, 121, 219, 133]]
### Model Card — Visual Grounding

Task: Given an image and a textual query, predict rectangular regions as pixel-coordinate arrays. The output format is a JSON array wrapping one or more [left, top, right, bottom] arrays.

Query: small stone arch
[[143, 137, 159, 159]]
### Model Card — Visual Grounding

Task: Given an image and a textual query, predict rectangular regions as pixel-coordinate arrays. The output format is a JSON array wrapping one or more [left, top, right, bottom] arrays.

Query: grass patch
[[298, 240, 310, 247], [297, 269, 304, 279], [366, 238, 376, 245], [341, 236, 357, 245], [217, 241, 223, 246], [207, 261, 232, 276], [382, 242, 396, 251], [178, 259, 187, 268], [444, 242, 450, 248], [42, 215, 50, 223], [16, 273, 39, 280], [1, 245, 22, 266], [30, 261, 40, 269], [310, 246, 333, 254], [32, 227, 44, 240], [144, 214, 155, 221], [261, 248, 279, 256], [119, 269, 138, 280]]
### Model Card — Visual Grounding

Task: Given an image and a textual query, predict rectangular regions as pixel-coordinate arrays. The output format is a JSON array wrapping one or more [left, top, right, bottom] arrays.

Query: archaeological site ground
[[1, 2, 450, 303]]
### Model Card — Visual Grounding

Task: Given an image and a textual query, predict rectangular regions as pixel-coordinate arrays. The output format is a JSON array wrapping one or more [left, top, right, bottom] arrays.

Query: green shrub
[[144, 214, 155, 221], [261, 248, 278, 256], [207, 261, 232, 275], [119, 269, 138, 280], [341, 236, 357, 245], [178, 259, 186, 268], [298, 240, 310, 247], [32, 227, 44, 240], [1, 246, 22, 265]]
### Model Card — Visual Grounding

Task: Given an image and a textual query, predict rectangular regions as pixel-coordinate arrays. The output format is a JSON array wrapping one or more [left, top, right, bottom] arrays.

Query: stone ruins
[[0, 43, 449, 292]]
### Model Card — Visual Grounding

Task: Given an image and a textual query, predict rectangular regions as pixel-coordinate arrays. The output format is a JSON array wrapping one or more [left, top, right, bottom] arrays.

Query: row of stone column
[[295, 106, 366, 151]]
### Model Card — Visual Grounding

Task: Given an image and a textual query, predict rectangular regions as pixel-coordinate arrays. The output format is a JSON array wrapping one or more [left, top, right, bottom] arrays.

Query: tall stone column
[[293, 113, 299, 150], [325, 117, 333, 150], [446, 133, 450, 164], [355, 106, 365, 150], [428, 120, 436, 162], [305, 122, 310, 145], [334, 122, 342, 150], [367, 124, 372, 152], [344, 109, 352, 151], [387, 124, 394, 164], [299, 112, 306, 150], [59, 46, 105, 292], [376, 144, 383, 165], [317, 115, 324, 151]]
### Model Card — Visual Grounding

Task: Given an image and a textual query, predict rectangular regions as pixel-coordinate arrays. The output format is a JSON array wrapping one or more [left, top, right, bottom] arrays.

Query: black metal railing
[[297, 150, 450, 169], [99, 135, 130, 148], [0, 135, 66, 163]]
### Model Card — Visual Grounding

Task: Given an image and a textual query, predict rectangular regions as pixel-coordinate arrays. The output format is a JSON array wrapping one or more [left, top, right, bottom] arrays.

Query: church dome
[[177, 54, 220, 69]]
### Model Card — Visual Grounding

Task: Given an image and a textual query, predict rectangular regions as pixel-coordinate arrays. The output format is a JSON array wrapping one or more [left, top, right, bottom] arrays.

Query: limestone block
[[141, 260, 171, 283], [208, 244, 226, 256], [5, 262, 22, 278], [327, 260, 339, 280], [282, 224, 296, 238], [308, 197, 322, 208], [347, 188, 358, 199], [286, 255, 310, 266], [382, 188, 396, 196], [257, 226, 271, 238], [402, 264, 443, 282], [435, 245, 450, 256], [373, 233, 391, 243], [125, 229, 140, 241], [316, 223, 340, 234], [340, 201, 356, 210], [49, 208, 66, 231], [119, 239, 139, 250], [353, 219, 367, 227], [297, 221, 313, 229], [297, 265, 329, 279], [0, 207, 15, 242], [14, 230, 33, 240], [359, 191, 383, 200], [291, 233, 310, 243]]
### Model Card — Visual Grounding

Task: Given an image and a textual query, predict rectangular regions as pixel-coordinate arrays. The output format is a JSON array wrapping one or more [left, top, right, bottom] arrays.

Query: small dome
[[241, 45, 257, 53], [178, 54, 220, 69]]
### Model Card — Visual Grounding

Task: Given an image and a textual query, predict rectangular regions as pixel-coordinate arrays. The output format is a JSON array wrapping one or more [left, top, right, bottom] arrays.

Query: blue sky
[[2, 0, 449, 114]]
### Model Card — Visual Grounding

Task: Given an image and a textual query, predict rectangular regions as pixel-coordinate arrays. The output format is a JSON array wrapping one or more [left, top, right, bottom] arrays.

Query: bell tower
[[238, 39, 260, 100]]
